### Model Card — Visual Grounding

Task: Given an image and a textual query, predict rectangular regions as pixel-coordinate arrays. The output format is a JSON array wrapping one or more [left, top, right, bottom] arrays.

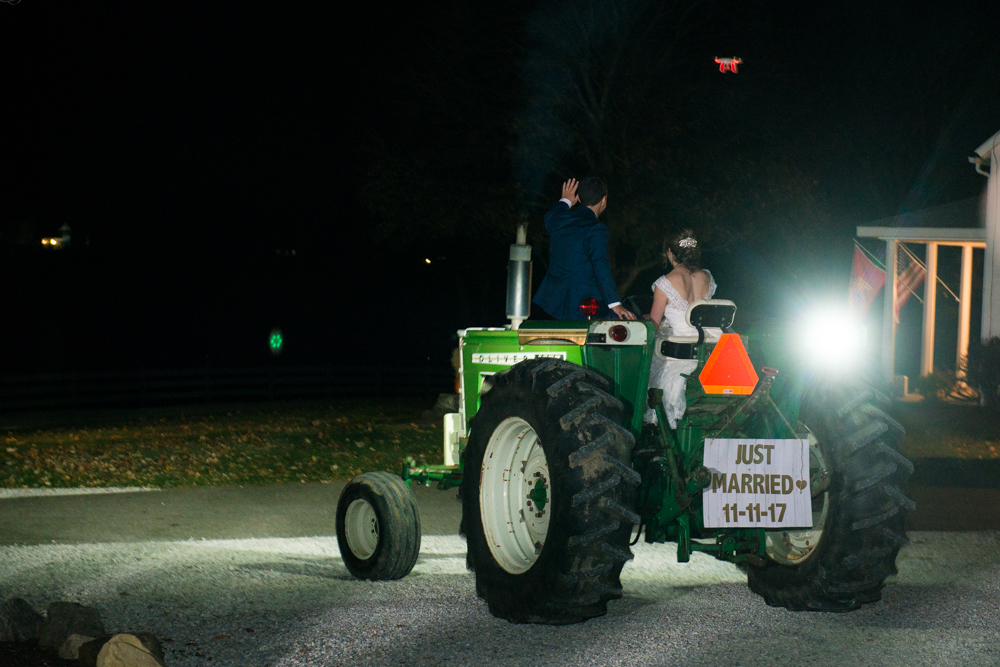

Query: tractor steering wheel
[[622, 294, 653, 320]]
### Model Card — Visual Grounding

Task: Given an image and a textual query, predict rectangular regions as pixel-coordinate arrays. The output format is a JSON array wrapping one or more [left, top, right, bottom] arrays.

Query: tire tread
[[463, 358, 636, 624], [747, 377, 912, 612], [336, 472, 421, 581]]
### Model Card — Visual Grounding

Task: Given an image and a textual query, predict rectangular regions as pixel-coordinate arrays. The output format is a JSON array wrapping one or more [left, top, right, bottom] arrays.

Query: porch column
[[957, 243, 974, 377], [920, 242, 938, 376], [984, 143, 1000, 338], [882, 239, 898, 383]]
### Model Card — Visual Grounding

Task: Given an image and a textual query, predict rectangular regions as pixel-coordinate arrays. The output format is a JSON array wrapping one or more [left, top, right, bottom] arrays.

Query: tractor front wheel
[[462, 359, 640, 624], [747, 378, 914, 611], [336, 472, 421, 580]]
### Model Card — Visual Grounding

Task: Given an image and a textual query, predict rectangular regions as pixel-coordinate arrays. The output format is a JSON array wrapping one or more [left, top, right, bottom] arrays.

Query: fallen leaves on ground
[[896, 402, 1000, 460], [0, 398, 442, 489]]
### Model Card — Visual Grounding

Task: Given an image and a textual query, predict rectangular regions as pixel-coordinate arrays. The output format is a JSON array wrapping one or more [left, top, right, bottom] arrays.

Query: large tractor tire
[[461, 358, 640, 625], [747, 378, 914, 611], [336, 472, 421, 580]]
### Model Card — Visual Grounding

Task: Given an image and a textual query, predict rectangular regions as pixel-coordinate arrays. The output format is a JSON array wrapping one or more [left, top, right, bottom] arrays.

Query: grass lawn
[[2, 396, 996, 490], [1, 398, 443, 489], [895, 401, 1000, 460]]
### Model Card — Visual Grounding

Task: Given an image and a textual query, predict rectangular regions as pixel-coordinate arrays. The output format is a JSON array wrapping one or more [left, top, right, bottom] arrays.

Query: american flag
[[848, 245, 885, 318], [894, 246, 926, 323]]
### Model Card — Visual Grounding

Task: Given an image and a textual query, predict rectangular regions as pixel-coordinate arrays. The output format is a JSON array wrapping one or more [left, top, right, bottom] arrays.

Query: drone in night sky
[[714, 57, 742, 73]]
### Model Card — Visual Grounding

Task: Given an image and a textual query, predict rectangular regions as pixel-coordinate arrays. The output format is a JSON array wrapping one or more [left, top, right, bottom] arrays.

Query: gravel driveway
[[1, 486, 998, 666]]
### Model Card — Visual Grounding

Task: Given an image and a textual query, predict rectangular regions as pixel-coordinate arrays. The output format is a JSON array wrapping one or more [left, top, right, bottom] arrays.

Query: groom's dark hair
[[577, 177, 607, 207]]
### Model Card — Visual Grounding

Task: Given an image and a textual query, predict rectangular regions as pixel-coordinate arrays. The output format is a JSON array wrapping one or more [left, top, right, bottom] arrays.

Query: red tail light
[[580, 297, 599, 318], [610, 325, 629, 342]]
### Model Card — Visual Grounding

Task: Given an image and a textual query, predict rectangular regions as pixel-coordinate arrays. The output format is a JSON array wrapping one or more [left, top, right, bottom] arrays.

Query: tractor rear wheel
[[336, 472, 421, 580], [461, 358, 640, 624], [747, 378, 914, 611]]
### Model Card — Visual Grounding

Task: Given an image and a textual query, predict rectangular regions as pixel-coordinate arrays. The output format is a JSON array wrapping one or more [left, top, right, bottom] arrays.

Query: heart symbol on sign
[[795, 479, 807, 491]]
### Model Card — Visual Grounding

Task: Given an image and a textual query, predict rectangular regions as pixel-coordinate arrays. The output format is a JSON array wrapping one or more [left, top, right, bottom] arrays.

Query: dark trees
[[361, 1, 826, 299], [358, 2, 1000, 313]]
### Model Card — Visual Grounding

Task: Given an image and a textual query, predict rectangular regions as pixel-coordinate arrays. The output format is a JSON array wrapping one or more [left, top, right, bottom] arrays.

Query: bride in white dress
[[644, 231, 716, 428]]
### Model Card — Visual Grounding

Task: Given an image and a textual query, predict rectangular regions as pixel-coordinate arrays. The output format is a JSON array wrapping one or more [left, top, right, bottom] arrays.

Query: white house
[[973, 130, 1000, 340], [856, 127, 1000, 386]]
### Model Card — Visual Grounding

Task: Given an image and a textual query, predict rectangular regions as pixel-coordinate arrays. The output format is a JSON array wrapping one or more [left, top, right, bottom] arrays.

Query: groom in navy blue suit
[[533, 177, 637, 321]]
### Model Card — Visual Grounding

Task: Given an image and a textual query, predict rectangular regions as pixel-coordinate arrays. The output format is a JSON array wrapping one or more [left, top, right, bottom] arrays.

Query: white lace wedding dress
[[644, 271, 717, 428]]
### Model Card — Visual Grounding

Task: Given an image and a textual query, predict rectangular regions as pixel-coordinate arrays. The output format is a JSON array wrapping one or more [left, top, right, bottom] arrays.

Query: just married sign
[[702, 438, 813, 529]]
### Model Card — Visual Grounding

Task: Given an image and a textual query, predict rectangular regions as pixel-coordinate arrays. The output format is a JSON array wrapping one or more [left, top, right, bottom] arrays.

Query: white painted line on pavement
[[0, 486, 161, 499]]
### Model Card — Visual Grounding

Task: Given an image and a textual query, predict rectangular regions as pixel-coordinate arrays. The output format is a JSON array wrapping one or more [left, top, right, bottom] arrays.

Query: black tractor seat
[[658, 299, 737, 359]]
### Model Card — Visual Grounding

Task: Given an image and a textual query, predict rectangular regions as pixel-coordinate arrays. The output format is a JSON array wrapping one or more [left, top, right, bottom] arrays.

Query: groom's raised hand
[[561, 178, 580, 206]]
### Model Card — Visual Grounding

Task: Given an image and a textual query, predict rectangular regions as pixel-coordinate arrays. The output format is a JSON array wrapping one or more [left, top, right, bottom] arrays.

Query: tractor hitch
[[401, 458, 463, 490]]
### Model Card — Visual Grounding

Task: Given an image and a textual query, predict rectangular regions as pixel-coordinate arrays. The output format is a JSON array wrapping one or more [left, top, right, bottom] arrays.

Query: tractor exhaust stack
[[506, 223, 532, 330]]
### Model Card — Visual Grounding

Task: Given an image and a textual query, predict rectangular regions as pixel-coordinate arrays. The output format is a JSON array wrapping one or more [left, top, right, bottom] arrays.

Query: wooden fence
[[0, 365, 455, 411]]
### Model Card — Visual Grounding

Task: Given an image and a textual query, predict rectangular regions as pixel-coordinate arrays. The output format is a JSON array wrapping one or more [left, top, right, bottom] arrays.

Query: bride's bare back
[[650, 267, 713, 326], [668, 267, 711, 303]]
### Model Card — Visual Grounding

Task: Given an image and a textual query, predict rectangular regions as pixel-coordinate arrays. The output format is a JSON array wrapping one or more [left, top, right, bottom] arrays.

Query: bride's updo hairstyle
[[663, 230, 701, 270]]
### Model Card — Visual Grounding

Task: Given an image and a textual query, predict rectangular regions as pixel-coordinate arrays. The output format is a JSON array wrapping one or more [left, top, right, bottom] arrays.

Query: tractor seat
[[659, 299, 737, 359]]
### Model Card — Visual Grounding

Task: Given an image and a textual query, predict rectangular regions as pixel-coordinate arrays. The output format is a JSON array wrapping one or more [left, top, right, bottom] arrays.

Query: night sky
[[2, 1, 999, 377]]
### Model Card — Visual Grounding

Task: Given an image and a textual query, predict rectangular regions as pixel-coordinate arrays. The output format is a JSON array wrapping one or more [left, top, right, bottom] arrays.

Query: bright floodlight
[[797, 308, 867, 370]]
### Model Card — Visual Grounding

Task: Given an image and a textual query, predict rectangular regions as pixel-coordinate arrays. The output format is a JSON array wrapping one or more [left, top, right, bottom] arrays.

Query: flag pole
[[898, 242, 960, 302], [854, 240, 885, 269]]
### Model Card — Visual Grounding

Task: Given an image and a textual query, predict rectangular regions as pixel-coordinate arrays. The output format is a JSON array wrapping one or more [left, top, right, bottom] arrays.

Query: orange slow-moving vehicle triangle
[[699, 333, 759, 395]]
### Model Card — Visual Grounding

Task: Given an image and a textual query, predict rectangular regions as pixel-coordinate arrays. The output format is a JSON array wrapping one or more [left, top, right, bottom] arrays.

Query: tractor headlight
[[797, 308, 867, 370]]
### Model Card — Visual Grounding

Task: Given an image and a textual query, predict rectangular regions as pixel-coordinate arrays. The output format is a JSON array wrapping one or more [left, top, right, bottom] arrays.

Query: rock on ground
[[96, 633, 167, 667], [78, 635, 113, 667], [0, 597, 45, 642], [38, 601, 105, 650], [59, 632, 96, 660]]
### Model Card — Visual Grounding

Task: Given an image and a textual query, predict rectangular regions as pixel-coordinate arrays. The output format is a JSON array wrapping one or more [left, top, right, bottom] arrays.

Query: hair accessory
[[678, 237, 697, 249]]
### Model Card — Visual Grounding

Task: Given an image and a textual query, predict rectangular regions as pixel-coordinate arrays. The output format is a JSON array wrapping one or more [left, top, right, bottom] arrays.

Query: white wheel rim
[[345, 498, 379, 560], [480, 416, 551, 574], [766, 431, 829, 565]]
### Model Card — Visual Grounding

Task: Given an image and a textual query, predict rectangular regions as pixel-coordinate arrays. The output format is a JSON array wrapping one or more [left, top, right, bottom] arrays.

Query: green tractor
[[336, 230, 913, 625]]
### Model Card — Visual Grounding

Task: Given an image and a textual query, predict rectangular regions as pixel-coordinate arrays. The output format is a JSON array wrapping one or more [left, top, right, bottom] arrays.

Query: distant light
[[424, 258, 431, 264], [41, 239, 48, 245], [269, 328, 284, 356]]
